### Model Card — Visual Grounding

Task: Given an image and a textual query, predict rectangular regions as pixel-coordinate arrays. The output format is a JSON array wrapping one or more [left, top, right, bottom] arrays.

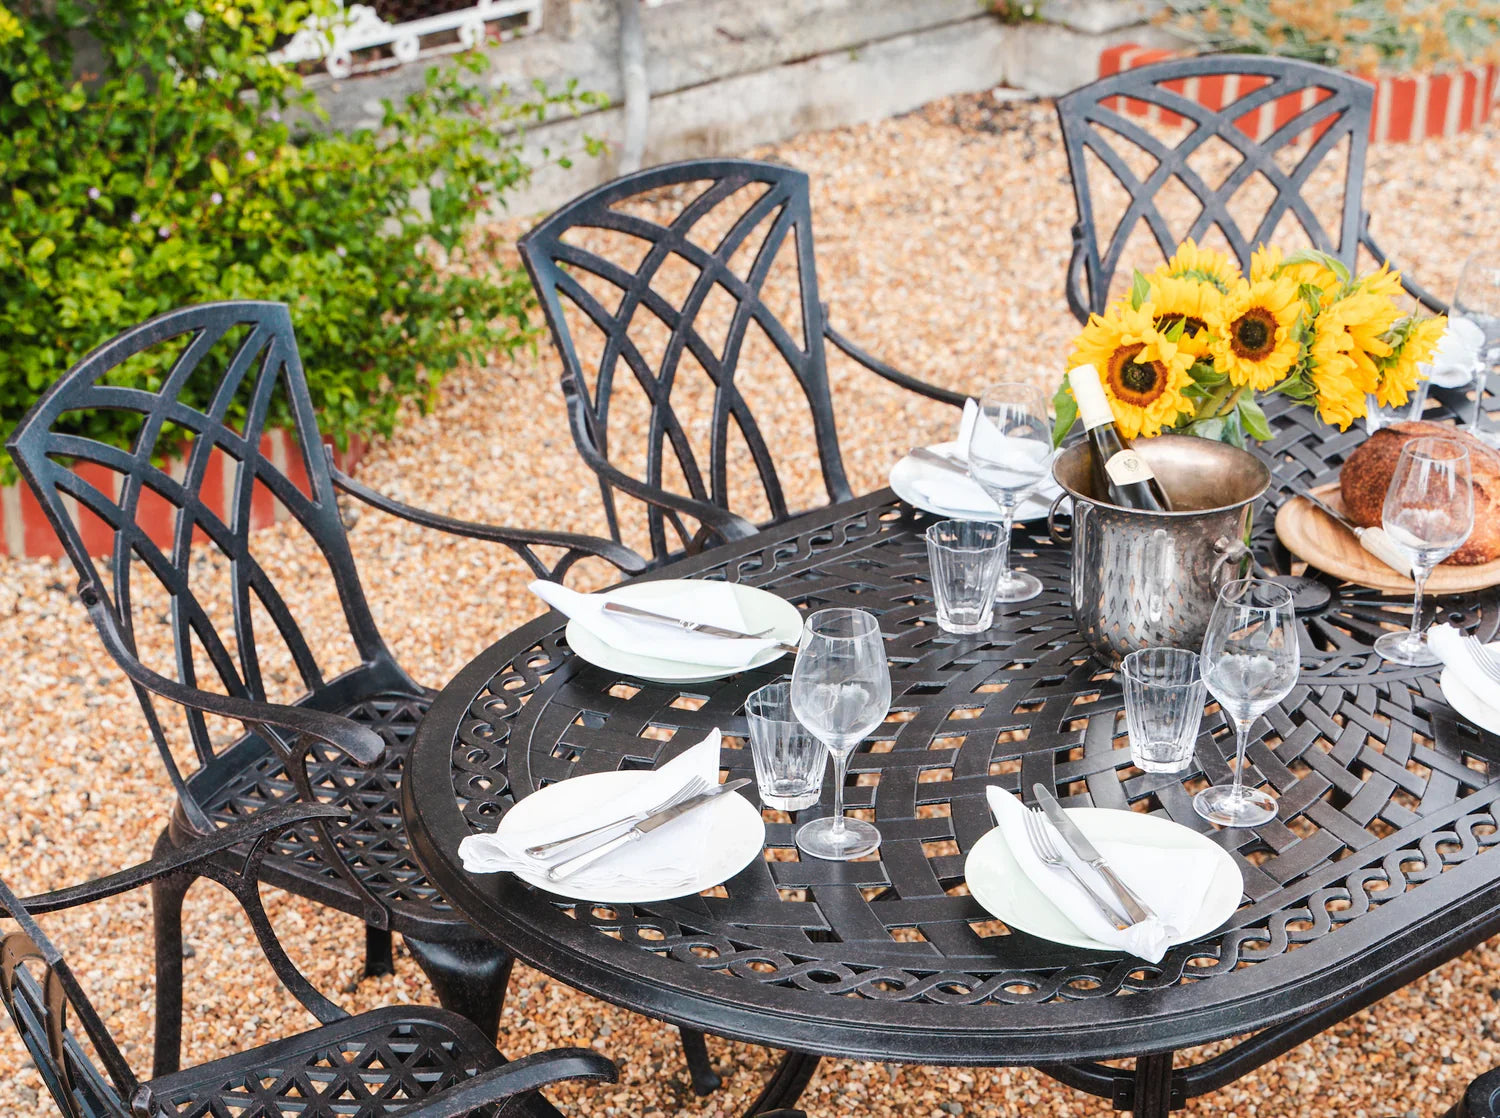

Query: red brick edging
[[1100, 44, 1499, 143], [1, 430, 366, 559]]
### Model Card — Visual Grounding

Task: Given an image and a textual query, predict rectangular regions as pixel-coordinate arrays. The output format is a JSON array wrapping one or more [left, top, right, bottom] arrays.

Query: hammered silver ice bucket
[[1048, 434, 1271, 665]]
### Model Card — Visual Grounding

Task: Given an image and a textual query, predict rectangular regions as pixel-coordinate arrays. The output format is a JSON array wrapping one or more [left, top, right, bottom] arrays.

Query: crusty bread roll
[[1339, 420, 1500, 566]]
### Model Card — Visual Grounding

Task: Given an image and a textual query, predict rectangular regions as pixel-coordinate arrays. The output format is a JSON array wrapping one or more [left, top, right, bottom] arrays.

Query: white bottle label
[[1104, 449, 1156, 486]]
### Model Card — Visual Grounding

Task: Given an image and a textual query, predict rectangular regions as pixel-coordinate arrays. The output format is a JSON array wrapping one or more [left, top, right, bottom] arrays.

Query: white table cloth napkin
[[1428, 316, 1485, 389], [530, 580, 779, 669], [985, 785, 1218, 963], [905, 400, 1058, 515], [458, 729, 724, 895], [1429, 623, 1500, 710]]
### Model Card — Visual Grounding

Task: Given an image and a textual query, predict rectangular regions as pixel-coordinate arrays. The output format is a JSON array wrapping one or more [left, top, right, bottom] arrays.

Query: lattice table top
[[404, 398, 1500, 1066]]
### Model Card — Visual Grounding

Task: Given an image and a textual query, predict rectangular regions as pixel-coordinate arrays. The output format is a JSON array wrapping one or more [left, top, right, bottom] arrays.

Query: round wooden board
[[1274, 482, 1500, 595]]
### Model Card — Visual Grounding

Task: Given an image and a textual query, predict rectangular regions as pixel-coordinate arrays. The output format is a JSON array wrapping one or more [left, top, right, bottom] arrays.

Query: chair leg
[[364, 924, 395, 978], [679, 1027, 722, 1095], [151, 867, 194, 1078], [405, 935, 514, 1041]]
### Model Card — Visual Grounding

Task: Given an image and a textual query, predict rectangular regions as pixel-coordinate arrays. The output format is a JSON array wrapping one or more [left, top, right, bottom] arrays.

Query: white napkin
[[1428, 315, 1485, 389], [984, 786, 1219, 963], [1429, 624, 1500, 712], [458, 729, 724, 894], [904, 399, 1056, 515], [530, 580, 779, 669]]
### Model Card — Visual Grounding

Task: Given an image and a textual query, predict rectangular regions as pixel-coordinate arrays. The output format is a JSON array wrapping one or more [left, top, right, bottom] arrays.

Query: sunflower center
[[1106, 344, 1168, 407], [1231, 308, 1278, 360]]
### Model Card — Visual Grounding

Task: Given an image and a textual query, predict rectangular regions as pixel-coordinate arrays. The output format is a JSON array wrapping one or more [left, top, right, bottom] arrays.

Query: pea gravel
[[1, 91, 1499, 1117]]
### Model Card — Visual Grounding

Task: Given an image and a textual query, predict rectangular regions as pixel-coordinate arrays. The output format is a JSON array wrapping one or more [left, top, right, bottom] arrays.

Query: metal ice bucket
[[1048, 434, 1271, 665]]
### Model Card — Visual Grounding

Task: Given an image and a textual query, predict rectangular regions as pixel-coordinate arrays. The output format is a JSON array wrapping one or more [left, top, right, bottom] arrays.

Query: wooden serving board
[[1274, 482, 1500, 595]]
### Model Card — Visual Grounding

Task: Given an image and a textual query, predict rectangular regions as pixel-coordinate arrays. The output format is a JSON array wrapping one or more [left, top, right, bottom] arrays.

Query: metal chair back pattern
[[519, 158, 855, 562], [1056, 55, 1377, 321], [5, 302, 403, 835]]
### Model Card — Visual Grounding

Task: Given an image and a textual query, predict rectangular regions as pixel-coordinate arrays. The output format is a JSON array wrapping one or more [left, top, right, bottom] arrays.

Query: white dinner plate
[[564, 580, 802, 685], [964, 807, 1243, 952], [498, 770, 767, 902], [889, 441, 1060, 523], [1441, 648, 1500, 736]]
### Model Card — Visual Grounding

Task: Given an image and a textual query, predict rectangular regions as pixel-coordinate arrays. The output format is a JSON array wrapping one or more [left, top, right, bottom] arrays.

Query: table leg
[[745, 1050, 821, 1115], [1132, 1051, 1177, 1118]]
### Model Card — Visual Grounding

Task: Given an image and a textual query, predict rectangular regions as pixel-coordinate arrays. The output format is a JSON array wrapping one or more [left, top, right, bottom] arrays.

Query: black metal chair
[[1055, 53, 1444, 323], [518, 157, 964, 566], [3, 302, 650, 1079], [1446, 1067, 1500, 1118], [0, 802, 624, 1118]]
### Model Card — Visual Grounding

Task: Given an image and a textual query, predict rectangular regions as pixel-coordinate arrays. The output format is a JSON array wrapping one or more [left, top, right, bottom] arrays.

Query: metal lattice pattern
[[1057, 55, 1374, 319], [407, 391, 1500, 1064]]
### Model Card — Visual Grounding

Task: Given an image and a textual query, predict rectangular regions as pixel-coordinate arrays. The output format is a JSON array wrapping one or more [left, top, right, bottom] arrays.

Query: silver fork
[[1462, 635, 1500, 685], [1021, 809, 1131, 930], [524, 776, 710, 858]]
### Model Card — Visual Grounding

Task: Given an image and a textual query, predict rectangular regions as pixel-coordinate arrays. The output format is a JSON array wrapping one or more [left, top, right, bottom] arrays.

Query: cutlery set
[[1021, 783, 1158, 930]]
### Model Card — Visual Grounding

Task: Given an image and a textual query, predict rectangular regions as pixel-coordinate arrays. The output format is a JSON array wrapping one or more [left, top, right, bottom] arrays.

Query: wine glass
[[789, 608, 892, 860], [965, 382, 1052, 603], [1374, 437, 1474, 666], [1451, 254, 1500, 446], [1195, 579, 1300, 828]]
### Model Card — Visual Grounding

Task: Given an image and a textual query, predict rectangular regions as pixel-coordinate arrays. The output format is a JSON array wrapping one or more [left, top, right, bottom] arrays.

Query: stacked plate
[[889, 441, 1061, 522]]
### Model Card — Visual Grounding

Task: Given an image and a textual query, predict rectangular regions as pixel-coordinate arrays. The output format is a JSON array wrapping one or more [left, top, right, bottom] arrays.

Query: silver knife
[[545, 779, 750, 882], [907, 446, 971, 476], [1032, 784, 1155, 926], [1291, 487, 1413, 577], [602, 600, 797, 655]]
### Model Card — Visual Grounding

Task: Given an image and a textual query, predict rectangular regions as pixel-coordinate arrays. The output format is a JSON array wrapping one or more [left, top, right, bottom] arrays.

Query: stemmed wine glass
[[1451, 254, 1500, 446], [1374, 437, 1474, 666], [790, 608, 892, 860], [965, 382, 1052, 603], [1196, 579, 1300, 828]]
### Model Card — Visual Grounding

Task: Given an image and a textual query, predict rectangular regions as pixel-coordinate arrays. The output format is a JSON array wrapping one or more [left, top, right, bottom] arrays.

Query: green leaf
[[1193, 417, 1224, 442], [209, 158, 230, 187], [27, 236, 55, 263], [1052, 375, 1078, 449], [11, 80, 37, 106], [1129, 270, 1151, 311], [1238, 397, 1273, 442], [1188, 361, 1226, 387]]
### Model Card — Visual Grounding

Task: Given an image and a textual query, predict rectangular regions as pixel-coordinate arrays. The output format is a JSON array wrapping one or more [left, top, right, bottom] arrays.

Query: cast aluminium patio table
[[402, 399, 1500, 1117]]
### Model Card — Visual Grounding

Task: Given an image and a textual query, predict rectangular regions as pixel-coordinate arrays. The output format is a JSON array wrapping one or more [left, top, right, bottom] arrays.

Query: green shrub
[[0, 0, 601, 468]]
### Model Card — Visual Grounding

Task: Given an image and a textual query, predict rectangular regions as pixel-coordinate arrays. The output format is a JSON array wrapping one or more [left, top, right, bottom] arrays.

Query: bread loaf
[[1339, 420, 1500, 565]]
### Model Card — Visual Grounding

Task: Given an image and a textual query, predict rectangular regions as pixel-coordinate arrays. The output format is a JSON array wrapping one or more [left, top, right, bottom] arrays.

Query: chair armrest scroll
[[1361, 219, 1448, 313], [78, 581, 384, 767], [327, 456, 648, 579], [1065, 224, 1092, 325], [824, 322, 966, 409], [390, 1048, 618, 1117]]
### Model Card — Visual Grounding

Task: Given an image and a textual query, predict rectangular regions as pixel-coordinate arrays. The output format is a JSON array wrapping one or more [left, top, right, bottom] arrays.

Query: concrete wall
[[308, 0, 1176, 213]]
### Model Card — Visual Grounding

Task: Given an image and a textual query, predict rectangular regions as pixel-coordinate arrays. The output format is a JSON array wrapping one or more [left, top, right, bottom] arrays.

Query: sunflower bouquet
[[1053, 240, 1448, 447]]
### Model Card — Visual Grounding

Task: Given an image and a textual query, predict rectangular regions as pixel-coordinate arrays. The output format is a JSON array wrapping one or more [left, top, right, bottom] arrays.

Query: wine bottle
[[1068, 363, 1174, 512]]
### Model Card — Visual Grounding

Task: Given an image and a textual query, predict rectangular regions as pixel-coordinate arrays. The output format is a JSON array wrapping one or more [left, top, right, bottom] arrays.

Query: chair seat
[[142, 1005, 545, 1117], [190, 689, 464, 937]]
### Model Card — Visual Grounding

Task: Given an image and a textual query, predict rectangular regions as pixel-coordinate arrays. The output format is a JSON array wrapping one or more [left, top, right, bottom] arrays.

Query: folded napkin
[[985, 786, 1218, 963], [905, 399, 1056, 515], [458, 729, 724, 895], [531, 580, 780, 669], [1428, 315, 1485, 389], [1429, 624, 1499, 709]]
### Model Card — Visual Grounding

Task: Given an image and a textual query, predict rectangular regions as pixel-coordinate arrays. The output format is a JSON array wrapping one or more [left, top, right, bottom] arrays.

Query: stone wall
[[308, 0, 1177, 212]]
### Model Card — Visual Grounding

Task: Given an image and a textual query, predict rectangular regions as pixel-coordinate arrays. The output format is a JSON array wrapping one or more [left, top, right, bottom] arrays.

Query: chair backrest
[[1057, 54, 1375, 319], [0, 878, 134, 1118], [518, 158, 853, 562], [5, 302, 398, 827]]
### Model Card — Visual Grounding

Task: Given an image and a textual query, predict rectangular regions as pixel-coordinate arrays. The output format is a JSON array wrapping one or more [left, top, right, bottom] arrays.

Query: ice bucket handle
[[1047, 491, 1073, 545], [1210, 536, 1252, 586]]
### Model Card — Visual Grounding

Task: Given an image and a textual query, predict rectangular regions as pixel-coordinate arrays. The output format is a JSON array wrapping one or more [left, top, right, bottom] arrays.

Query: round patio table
[[403, 398, 1500, 1117]]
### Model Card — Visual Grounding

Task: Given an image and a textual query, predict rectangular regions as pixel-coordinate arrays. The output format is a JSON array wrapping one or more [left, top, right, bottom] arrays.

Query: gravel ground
[[2, 90, 1500, 1117]]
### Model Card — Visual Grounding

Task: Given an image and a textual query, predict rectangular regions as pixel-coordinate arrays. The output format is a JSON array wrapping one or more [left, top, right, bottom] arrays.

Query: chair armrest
[[824, 322, 966, 409], [79, 581, 385, 767], [390, 1048, 618, 1117], [1361, 218, 1448, 313], [327, 454, 648, 579], [1065, 224, 1093, 325]]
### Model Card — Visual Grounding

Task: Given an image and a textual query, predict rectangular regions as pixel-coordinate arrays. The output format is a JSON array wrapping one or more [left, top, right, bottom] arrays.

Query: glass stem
[[1408, 566, 1430, 645], [1473, 362, 1491, 434], [996, 501, 1016, 584], [1230, 717, 1253, 797], [829, 750, 849, 838]]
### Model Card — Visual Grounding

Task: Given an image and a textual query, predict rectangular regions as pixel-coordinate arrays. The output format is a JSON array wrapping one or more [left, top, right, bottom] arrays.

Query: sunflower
[[1252, 244, 1343, 306], [1153, 238, 1241, 293], [1323, 283, 1403, 393], [1070, 299, 1196, 439], [1376, 314, 1446, 409], [1208, 275, 1304, 390], [1307, 324, 1366, 430], [1147, 273, 1222, 361]]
